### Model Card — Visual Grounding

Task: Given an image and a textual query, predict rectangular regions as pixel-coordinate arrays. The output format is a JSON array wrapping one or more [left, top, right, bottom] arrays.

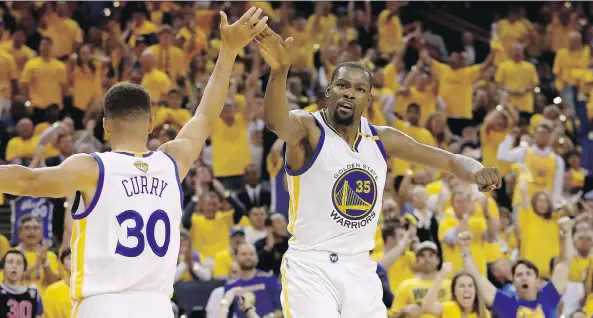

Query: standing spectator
[[148, 25, 186, 83], [462, 32, 475, 66], [20, 37, 67, 124], [42, 248, 72, 318], [0, 26, 37, 76], [206, 262, 240, 318], [371, 223, 415, 296], [495, 43, 538, 116], [254, 213, 288, 277], [154, 88, 191, 131], [224, 243, 282, 318], [377, 2, 406, 55], [5, 118, 38, 164], [66, 44, 102, 129], [139, 49, 171, 101], [553, 32, 588, 109], [0, 250, 44, 318], [41, 2, 83, 60], [0, 46, 18, 103], [237, 164, 271, 212], [214, 228, 247, 279], [176, 230, 211, 283], [497, 6, 532, 59], [244, 207, 268, 245]]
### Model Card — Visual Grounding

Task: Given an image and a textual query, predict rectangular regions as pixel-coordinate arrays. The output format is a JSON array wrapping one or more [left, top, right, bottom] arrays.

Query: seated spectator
[[244, 206, 268, 245], [206, 262, 240, 318], [224, 243, 282, 318], [43, 248, 72, 318], [254, 213, 288, 277], [237, 164, 271, 212], [176, 230, 211, 283], [214, 228, 246, 279]]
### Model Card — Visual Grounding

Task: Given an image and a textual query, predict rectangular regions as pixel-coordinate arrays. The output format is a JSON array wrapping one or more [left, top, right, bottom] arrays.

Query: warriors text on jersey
[[0, 284, 43, 317], [285, 110, 387, 254], [70, 151, 182, 300]]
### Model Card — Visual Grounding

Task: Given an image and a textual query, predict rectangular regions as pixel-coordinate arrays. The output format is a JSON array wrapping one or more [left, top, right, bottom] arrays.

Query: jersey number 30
[[115, 209, 171, 258]]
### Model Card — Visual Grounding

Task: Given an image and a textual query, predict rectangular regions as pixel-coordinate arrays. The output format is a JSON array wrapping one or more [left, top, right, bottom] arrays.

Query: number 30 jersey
[[70, 151, 182, 301]]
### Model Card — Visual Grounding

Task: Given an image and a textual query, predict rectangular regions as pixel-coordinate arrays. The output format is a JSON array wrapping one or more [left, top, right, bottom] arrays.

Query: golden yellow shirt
[[394, 86, 437, 125], [284, 26, 314, 70], [306, 14, 337, 47], [0, 235, 9, 259], [571, 168, 585, 188], [518, 207, 559, 279], [5, 135, 57, 162], [20, 57, 67, 108], [392, 277, 451, 317], [490, 38, 508, 65], [213, 249, 234, 279], [553, 47, 590, 91], [377, 10, 403, 54], [140, 68, 171, 101], [568, 255, 592, 283], [497, 19, 530, 57], [585, 294, 593, 317], [148, 45, 187, 81], [432, 62, 481, 119], [43, 18, 83, 57], [154, 107, 192, 131], [0, 42, 35, 77], [371, 249, 416, 293], [438, 215, 488, 277], [71, 63, 102, 110], [383, 63, 401, 92], [189, 211, 233, 260], [128, 21, 159, 47], [495, 60, 538, 112], [210, 114, 251, 177], [43, 279, 71, 318], [480, 125, 511, 176], [304, 103, 320, 113], [547, 14, 578, 52], [511, 148, 557, 207], [442, 301, 490, 318], [391, 120, 437, 176], [0, 51, 18, 100]]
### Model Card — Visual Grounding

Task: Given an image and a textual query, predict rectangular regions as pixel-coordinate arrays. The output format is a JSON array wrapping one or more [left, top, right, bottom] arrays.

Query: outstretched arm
[[458, 232, 497, 306], [0, 154, 98, 198], [551, 217, 575, 295], [159, 7, 268, 179], [376, 126, 500, 190], [421, 263, 453, 315]]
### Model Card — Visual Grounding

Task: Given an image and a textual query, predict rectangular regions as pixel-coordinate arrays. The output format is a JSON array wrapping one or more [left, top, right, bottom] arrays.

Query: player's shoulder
[[290, 109, 316, 122], [62, 153, 100, 172]]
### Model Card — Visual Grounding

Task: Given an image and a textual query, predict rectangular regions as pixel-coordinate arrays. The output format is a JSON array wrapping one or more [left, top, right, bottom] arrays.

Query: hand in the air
[[440, 262, 453, 276], [474, 167, 501, 192], [557, 216, 574, 235], [220, 7, 268, 52], [457, 231, 473, 248], [254, 27, 294, 70]]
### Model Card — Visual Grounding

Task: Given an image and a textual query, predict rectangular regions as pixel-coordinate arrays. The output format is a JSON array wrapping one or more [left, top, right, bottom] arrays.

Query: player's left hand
[[474, 167, 501, 192], [220, 7, 269, 52]]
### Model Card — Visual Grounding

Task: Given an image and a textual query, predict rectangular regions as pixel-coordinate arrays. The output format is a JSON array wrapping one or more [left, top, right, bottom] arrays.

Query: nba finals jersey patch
[[134, 160, 149, 173], [331, 163, 379, 229]]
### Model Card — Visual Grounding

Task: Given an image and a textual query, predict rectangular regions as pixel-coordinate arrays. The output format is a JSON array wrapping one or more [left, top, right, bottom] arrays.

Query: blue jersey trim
[[368, 124, 388, 161], [113, 151, 154, 158], [284, 114, 325, 176], [162, 151, 184, 209], [72, 153, 105, 220]]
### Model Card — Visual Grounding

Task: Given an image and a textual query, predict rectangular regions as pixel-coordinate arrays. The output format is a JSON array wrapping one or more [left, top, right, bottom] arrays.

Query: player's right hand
[[254, 27, 293, 70], [219, 7, 268, 52]]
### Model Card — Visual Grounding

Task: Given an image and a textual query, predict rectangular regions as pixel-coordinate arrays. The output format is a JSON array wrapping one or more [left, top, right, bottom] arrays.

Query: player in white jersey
[[255, 30, 502, 317], [0, 7, 269, 318]]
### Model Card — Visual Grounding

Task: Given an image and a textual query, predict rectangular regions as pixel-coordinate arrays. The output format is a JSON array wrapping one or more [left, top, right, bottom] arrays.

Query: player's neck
[[239, 269, 256, 280], [327, 117, 360, 145], [110, 139, 149, 154]]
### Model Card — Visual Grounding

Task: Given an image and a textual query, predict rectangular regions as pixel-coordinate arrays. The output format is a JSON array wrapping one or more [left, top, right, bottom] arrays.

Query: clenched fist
[[474, 167, 501, 192]]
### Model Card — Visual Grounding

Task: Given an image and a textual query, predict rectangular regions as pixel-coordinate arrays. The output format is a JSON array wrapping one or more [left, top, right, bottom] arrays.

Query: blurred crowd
[[3, 1, 593, 318]]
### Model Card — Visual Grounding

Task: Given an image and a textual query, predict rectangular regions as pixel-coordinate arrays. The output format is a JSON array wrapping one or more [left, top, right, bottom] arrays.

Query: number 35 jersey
[[70, 151, 182, 301], [285, 110, 387, 255]]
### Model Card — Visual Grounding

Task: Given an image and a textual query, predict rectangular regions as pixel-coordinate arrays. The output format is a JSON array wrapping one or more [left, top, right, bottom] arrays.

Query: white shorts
[[280, 248, 387, 318], [72, 292, 175, 318]]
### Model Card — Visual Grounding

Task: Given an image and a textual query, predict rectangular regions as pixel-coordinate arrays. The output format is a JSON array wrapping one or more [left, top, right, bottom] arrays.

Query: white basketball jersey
[[70, 151, 182, 300], [286, 110, 387, 254]]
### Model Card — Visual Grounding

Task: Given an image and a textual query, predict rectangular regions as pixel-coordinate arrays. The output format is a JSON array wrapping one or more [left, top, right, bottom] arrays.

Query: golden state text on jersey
[[284, 110, 387, 255]]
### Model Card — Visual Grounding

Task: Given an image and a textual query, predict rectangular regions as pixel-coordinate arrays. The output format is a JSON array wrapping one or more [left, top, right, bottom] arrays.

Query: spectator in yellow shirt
[[377, 2, 406, 55], [149, 25, 187, 82], [20, 37, 67, 124], [42, 2, 83, 59], [66, 44, 102, 129], [497, 7, 531, 58], [176, 230, 211, 283], [0, 27, 36, 76], [495, 43, 538, 114], [0, 49, 18, 102], [553, 31, 589, 109], [6, 118, 38, 164], [154, 88, 192, 131], [213, 228, 247, 279], [140, 49, 172, 101], [128, 7, 159, 47], [43, 248, 72, 318]]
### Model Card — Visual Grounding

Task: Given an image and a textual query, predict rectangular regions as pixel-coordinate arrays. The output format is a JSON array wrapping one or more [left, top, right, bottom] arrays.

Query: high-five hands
[[220, 7, 269, 52], [254, 27, 294, 70]]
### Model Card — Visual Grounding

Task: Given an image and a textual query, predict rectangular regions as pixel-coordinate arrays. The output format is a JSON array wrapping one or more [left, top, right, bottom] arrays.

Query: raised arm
[[421, 262, 453, 315], [458, 232, 497, 306], [159, 7, 268, 179], [376, 126, 501, 191], [551, 217, 574, 295], [256, 31, 309, 146], [0, 153, 98, 198]]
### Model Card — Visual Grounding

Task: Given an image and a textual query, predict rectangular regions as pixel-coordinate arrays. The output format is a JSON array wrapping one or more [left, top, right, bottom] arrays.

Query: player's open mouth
[[337, 101, 354, 113]]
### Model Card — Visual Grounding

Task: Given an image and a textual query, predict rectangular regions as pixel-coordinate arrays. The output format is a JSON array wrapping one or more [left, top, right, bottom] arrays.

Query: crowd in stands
[[3, 1, 593, 317]]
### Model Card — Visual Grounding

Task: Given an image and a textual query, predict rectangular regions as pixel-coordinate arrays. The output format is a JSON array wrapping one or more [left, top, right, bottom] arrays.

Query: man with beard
[[0, 250, 43, 317], [222, 243, 281, 318], [458, 217, 573, 318], [257, 28, 500, 318]]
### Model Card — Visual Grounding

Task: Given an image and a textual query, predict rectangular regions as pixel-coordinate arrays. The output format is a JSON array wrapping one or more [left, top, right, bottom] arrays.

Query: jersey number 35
[[115, 209, 171, 258]]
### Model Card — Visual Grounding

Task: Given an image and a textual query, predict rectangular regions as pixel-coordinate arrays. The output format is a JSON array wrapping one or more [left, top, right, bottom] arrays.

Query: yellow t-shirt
[[371, 249, 416, 293], [303, 103, 320, 113], [42, 279, 71, 318], [0, 248, 60, 293], [306, 14, 337, 47], [438, 214, 488, 277], [71, 62, 102, 110], [495, 60, 538, 112], [547, 14, 578, 52], [213, 249, 234, 279], [284, 26, 314, 70], [20, 57, 67, 108], [148, 45, 187, 81], [5, 135, 58, 162], [512, 148, 557, 207], [392, 277, 451, 317], [518, 206, 559, 279], [43, 18, 83, 57], [0, 50, 18, 100], [497, 19, 531, 57], [432, 62, 481, 119], [571, 168, 586, 188], [490, 38, 508, 65], [383, 63, 402, 92], [553, 47, 590, 91], [377, 10, 403, 54], [568, 255, 593, 283], [154, 107, 192, 131], [441, 301, 490, 318], [480, 125, 511, 176], [140, 68, 171, 101], [394, 86, 437, 125], [128, 20, 159, 47], [189, 211, 233, 260], [0, 235, 9, 259], [391, 120, 437, 176], [210, 114, 251, 177], [0, 42, 36, 75]]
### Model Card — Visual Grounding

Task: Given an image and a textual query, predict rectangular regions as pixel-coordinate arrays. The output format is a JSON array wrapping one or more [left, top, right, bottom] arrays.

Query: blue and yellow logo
[[331, 168, 377, 220]]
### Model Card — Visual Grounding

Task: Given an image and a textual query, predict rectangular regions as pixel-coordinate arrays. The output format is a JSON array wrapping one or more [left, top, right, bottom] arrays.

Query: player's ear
[[102, 118, 109, 136], [148, 115, 154, 134], [325, 85, 330, 98]]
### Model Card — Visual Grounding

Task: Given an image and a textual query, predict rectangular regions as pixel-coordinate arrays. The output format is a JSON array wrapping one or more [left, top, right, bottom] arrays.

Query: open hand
[[254, 28, 294, 70], [220, 7, 269, 52], [474, 167, 501, 192]]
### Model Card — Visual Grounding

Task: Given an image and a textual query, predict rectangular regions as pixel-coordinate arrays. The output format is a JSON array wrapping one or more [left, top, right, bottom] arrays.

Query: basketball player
[[0, 7, 269, 318], [255, 31, 502, 317], [0, 250, 43, 318]]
